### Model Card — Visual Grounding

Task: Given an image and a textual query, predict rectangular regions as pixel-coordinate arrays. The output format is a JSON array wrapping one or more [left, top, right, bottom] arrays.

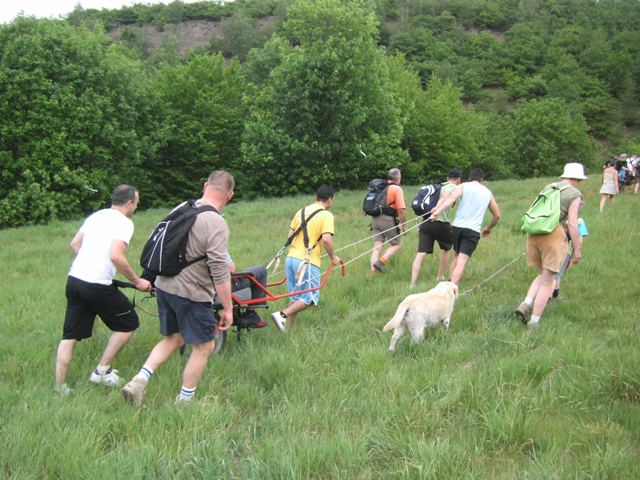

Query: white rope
[[266, 215, 428, 279], [458, 253, 525, 297], [316, 216, 428, 276], [265, 215, 525, 299], [331, 216, 423, 254]]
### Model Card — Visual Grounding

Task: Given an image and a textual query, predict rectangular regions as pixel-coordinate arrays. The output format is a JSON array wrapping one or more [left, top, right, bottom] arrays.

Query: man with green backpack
[[515, 163, 587, 328]]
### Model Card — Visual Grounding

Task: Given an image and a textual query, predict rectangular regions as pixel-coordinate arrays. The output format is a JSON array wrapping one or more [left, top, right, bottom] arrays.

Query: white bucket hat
[[560, 162, 587, 180]]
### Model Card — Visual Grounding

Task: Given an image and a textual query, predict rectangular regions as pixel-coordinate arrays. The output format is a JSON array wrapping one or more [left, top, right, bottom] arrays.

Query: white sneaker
[[175, 394, 193, 404], [526, 318, 540, 329], [271, 311, 287, 332], [89, 368, 121, 387], [55, 383, 72, 396], [436, 276, 446, 282]]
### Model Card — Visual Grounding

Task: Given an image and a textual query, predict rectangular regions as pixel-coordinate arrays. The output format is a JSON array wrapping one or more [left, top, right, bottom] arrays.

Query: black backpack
[[363, 179, 396, 217], [411, 183, 442, 219], [140, 200, 219, 283]]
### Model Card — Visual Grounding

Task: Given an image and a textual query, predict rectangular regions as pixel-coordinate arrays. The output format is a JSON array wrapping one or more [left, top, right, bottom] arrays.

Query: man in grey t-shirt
[[430, 168, 501, 285], [122, 171, 235, 406]]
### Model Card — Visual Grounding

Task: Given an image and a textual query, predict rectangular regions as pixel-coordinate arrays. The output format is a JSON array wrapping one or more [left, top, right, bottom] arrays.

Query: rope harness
[[458, 253, 525, 297], [267, 213, 524, 299]]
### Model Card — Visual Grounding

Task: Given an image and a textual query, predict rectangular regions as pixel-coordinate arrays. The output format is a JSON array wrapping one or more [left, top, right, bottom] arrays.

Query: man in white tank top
[[430, 169, 501, 285]]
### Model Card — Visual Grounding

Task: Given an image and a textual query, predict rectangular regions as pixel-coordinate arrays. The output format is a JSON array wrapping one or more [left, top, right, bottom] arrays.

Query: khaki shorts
[[371, 214, 401, 245], [526, 225, 567, 273]]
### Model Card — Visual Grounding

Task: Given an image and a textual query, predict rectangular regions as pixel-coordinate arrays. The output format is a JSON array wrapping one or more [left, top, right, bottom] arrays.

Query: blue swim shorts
[[285, 257, 321, 306]]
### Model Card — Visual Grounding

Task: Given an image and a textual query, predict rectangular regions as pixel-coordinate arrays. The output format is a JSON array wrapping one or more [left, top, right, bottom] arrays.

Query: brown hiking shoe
[[122, 377, 147, 406], [515, 303, 532, 324]]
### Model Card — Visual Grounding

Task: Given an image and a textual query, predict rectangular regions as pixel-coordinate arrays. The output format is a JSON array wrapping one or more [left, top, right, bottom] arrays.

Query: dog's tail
[[383, 303, 408, 332]]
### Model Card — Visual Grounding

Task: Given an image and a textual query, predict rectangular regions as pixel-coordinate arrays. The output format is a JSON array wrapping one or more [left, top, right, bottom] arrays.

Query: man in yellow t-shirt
[[271, 185, 341, 331]]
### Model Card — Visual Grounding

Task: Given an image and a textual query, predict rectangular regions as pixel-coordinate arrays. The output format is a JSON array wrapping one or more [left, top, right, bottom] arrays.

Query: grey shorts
[[371, 214, 401, 245], [156, 288, 218, 345]]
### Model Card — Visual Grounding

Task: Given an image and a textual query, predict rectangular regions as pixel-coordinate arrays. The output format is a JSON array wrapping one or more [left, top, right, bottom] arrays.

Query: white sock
[[178, 386, 196, 400], [524, 297, 534, 306], [529, 314, 540, 325], [136, 366, 154, 382], [95, 365, 111, 375]]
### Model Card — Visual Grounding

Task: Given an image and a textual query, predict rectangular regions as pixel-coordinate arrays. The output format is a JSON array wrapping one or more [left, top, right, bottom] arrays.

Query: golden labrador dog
[[383, 281, 459, 352]]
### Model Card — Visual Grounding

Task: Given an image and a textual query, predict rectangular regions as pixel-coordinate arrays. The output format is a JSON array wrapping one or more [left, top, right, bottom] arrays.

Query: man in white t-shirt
[[430, 168, 501, 285], [54, 185, 152, 396]]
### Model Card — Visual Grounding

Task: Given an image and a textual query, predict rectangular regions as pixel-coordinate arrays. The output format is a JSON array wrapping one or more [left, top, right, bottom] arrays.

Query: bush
[[500, 98, 596, 178], [151, 54, 246, 204], [240, 0, 409, 196], [0, 18, 157, 227]]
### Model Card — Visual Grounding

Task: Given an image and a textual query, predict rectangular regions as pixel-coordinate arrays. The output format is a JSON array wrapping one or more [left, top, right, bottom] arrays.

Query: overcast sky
[[0, 1, 207, 25]]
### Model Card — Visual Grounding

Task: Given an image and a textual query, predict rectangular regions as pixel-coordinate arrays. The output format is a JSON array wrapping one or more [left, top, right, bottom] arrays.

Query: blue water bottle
[[577, 218, 588, 237]]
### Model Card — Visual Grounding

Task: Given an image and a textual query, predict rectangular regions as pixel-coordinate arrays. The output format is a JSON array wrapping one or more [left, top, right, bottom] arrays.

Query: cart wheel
[[213, 329, 227, 354]]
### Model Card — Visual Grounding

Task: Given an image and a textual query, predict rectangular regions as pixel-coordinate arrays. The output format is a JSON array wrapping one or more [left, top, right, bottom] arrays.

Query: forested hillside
[[1, 0, 638, 227]]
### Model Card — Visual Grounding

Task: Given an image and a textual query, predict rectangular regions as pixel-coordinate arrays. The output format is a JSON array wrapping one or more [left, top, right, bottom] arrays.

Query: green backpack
[[521, 183, 569, 235]]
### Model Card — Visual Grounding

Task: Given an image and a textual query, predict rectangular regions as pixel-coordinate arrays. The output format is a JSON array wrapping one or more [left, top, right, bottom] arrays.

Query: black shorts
[[156, 288, 218, 345], [63, 276, 139, 340], [451, 226, 481, 257], [418, 221, 453, 254]]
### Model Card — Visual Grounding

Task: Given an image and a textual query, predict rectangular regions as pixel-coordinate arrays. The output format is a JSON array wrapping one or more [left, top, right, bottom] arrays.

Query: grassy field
[[1, 176, 639, 479]]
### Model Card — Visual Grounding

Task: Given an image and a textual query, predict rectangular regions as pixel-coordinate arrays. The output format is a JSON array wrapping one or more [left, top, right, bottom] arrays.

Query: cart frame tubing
[[229, 261, 346, 306]]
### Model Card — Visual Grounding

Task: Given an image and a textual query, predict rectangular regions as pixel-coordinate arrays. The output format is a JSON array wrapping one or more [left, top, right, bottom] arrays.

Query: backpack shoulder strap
[[301, 207, 309, 250], [180, 201, 221, 269], [284, 207, 324, 249], [189, 199, 219, 215]]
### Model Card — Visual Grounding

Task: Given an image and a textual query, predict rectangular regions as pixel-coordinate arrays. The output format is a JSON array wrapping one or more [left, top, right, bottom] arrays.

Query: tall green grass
[[1, 177, 638, 478]]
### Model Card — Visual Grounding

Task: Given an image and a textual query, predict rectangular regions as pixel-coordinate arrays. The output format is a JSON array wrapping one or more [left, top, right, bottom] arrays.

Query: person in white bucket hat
[[515, 162, 587, 328], [560, 162, 588, 180]]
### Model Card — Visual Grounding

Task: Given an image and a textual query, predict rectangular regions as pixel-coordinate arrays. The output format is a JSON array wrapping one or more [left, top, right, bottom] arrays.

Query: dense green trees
[[402, 78, 490, 182], [500, 98, 595, 178], [151, 54, 246, 204], [0, 0, 638, 227], [0, 19, 156, 227], [240, 0, 409, 196]]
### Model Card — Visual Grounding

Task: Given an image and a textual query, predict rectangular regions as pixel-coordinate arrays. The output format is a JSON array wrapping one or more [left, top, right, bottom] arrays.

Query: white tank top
[[452, 181, 492, 233]]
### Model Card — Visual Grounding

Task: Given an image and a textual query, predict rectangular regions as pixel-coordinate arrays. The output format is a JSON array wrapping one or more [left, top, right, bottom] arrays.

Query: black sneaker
[[238, 310, 263, 328], [373, 260, 387, 273]]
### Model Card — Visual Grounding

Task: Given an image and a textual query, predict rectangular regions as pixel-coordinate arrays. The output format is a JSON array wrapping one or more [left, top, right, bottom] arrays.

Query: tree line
[[1, 0, 638, 228]]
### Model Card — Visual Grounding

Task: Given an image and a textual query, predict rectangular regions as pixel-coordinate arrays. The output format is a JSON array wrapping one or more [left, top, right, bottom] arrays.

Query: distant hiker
[[270, 184, 341, 331], [631, 154, 640, 194], [370, 168, 407, 273], [599, 160, 618, 212], [515, 163, 586, 329], [55, 185, 152, 396], [122, 171, 234, 406], [410, 168, 463, 288]]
